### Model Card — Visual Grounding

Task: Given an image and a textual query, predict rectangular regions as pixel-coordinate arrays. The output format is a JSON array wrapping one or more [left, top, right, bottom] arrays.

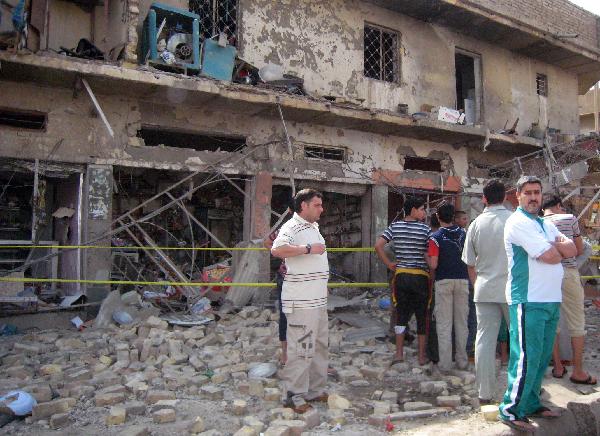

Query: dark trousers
[[276, 271, 287, 341]]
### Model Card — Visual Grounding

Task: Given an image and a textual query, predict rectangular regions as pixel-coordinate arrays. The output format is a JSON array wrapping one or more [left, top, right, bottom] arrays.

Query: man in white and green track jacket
[[498, 176, 577, 432]]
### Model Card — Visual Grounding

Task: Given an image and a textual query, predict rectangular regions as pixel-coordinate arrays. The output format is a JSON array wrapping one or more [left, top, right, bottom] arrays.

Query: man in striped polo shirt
[[272, 189, 329, 412], [541, 195, 595, 385], [375, 196, 431, 366], [499, 176, 576, 432]]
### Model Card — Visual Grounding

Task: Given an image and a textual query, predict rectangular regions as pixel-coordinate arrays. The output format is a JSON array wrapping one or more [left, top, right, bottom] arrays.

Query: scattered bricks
[[106, 406, 127, 425], [269, 419, 306, 436], [95, 392, 126, 407], [151, 399, 180, 412], [380, 391, 398, 403], [301, 407, 320, 429], [404, 402, 434, 411], [264, 388, 281, 402], [233, 426, 259, 436], [123, 400, 146, 416], [201, 385, 224, 400], [328, 394, 351, 410], [232, 399, 247, 415], [481, 405, 499, 421], [264, 426, 290, 436], [242, 416, 265, 433], [32, 398, 72, 420], [99, 355, 113, 366], [360, 367, 385, 380], [436, 395, 462, 407], [39, 364, 62, 376], [248, 380, 264, 398], [145, 390, 176, 404], [189, 416, 205, 433], [372, 401, 391, 415], [270, 407, 295, 420], [153, 408, 176, 424], [49, 413, 70, 429], [121, 425, 150, 436]]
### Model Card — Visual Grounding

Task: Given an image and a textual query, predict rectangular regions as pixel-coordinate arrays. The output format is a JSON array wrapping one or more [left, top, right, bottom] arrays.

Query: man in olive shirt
[[462, 179, 512, 403]]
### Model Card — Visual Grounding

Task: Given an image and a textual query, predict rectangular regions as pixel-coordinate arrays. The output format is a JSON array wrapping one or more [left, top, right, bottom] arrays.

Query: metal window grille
[[364, 24, 399, 83], [189, 0, 238, 45], [304, 146, 346, 162], [536, 73, 548, 97]]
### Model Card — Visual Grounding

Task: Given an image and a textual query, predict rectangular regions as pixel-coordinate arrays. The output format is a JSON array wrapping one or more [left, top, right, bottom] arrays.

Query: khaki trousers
[[282, 306, 328, 399], [561, 267, 585, 337], [434, 278, 470, 371]]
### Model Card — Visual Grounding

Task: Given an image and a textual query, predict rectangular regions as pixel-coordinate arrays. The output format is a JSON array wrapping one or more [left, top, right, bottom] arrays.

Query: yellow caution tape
[[0, 245, 375, 252], [0, 277, 389, 288]]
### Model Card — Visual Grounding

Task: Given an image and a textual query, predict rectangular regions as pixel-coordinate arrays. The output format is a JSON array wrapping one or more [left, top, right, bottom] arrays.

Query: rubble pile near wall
[[0, 303, 494, 435]]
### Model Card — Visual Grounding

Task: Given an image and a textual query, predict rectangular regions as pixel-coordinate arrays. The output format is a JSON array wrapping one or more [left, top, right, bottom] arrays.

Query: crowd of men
[[267, 176, 595, 431]]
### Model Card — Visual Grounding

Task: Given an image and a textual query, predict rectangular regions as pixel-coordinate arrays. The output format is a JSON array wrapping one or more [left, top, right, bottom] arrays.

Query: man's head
[[294, 188, 324, 223], [516, 175, 543, 215], [483, 179, 506, 206], [454, 210, 468, 228], [403, 196, 426, 221], [437, 203, 455, 225], [541, 194, 565, 215]]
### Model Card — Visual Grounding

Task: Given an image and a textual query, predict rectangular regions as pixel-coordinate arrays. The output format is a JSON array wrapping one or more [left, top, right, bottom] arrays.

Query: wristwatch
[[306, 243, 312, 254]]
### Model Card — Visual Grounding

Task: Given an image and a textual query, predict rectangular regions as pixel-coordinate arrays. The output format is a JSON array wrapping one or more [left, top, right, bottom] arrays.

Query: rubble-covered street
[[1, 289, 600, 436]]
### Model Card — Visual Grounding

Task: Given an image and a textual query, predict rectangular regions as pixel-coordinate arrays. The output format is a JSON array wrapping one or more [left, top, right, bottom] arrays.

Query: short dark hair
[[483, 179, 506, 205], [293, 188, 323, 212], [403, 196, 425, 216], [454, 210, 467, 217], [437, 203, 455, 223], [516, 175, 542, 193], [542, 194, 562, 211], [429, 213, 440, 229]]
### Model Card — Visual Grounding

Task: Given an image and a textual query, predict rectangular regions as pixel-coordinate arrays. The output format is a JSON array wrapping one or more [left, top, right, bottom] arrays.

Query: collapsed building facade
[[1, 0, 600, 304]]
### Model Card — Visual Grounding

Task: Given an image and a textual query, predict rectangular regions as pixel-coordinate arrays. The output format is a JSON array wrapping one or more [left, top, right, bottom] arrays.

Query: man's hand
[[310, 243, 326, 255], [386, 261, 396, 271]]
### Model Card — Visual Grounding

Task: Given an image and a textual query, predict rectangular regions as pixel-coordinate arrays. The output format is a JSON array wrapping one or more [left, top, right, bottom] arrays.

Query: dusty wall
[[238, 0, 580, 135], [47, 0, 92, 51]]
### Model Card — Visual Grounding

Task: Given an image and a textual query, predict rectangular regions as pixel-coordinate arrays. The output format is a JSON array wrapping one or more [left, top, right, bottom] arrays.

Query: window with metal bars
[[0, 108, 46, 130], [364, 24, 399, 83], [536, 73, 548, 97], [304, 146, 346, 162], [189, 0, 238, 45]]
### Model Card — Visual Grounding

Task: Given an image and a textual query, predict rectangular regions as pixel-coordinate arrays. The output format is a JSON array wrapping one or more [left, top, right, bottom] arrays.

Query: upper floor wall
[[239, 0, 580, 135]]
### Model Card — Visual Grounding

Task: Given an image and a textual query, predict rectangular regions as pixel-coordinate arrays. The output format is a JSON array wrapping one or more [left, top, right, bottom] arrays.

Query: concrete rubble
[[1, 302, 600, 435]]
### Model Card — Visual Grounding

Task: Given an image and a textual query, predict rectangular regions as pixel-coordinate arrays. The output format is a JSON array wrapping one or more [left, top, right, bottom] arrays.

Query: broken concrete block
[[145, 390, 175, 404], [328, 393, 351, 410], [380, 391, 398, 403], [32, 398, 72, 420], [263, 388, 281, 402], [106, 406, 127, 425], [95, 392, 126, 406], [436, 395, 461, 407], [189, 416, 205, 433], [232, 399, 247, 415], [123, 401, 146, 416], [404, 401, 434, 411], [49, 413, 70, 429], [368, 408, 449, 426], [151, 399, 180, 412], [301, 407, 320, 429], [99, 355, 113, 366], [153, 408, 176, 423], [145, 316, 168, 329], [481, 405, 499, 421], [248, 379, 264, 397], [200, 385, 224, 400], [233, 426, 258, 436], [327, 409, 346, 425], [419, 381, 448, 395], [264, 426, 290, 436], [372, 400, 391, 415], [269, 420, 306, 436], [242, 416, 265, 433], [39, 364, 62, 376], [360, 367, 385, 380], [270, 407, 295, 420]]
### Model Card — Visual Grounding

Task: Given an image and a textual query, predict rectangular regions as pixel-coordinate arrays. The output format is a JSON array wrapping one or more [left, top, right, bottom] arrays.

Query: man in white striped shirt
[[272, 189, 329, 413]]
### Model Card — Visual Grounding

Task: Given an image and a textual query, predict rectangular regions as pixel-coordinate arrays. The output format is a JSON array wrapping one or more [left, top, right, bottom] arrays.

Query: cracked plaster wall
[[239, 0, 579, 135]]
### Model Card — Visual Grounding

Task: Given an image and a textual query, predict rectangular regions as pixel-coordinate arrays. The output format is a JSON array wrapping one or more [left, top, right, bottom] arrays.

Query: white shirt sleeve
[[506, 218, 552, 259], [461, 221, 477, 266], [272, 222, 294, 249]]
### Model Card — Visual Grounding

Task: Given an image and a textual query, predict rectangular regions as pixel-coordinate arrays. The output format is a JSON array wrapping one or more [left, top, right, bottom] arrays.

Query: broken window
[[536, 73, 548, 97], [364, 24, 399, 83], [0, 108, 47, 130], [189, 0, 237, 45], [137, 127, 246, 152], [304, 146, 346, 162], [404, 156, 442, 172], [455, 50, 482, 124]]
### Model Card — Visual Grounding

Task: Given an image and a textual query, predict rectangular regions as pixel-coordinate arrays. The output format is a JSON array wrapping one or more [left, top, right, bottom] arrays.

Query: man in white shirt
[[272, 189, 328, 413], [462, 179, 512, 404]]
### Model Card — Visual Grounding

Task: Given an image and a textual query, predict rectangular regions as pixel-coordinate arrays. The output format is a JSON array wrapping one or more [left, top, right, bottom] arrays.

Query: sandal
[[552, 366, 567, 378], [390, 357, 404, 367], [530, 406, 561, 419], [570, 374, 597, 385], [500, 417, 536, 433]]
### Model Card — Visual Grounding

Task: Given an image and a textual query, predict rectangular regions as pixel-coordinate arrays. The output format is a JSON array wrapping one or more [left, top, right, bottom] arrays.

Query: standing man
[[271, 189, 328, 413], [498, 176, 576, 432], [428, 203, 470, 372], [542, 195, 596, 385], [375, 197, 431, 366], [462, 179, 512, 404]]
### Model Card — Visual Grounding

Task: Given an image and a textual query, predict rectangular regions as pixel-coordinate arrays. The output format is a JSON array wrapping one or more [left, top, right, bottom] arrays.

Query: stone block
[[232, 399, 247, 415], [380, 391, 398, 403], [39, 364, 62, 376], [264, 388, 280, 402], [436, 395, 461, 407], [145, 390, 175, 404], [106, 406, 127, 425], [233, 426, 258, 436], [372, 400, 391, 415], [301, 407, 320, 429], [99, 355, 113, 365], [49, 413, 70, 429], [151, 399, 179, 412], [153, 408, 176, 423], [123, 400, 146, 416], [360, 367, 385, 380], [269, 420, 306, 436], [95, 392, 126, 406], [201, 385, 224, 400], [368, 408, 449, 426], [404, 401, 433, 412], [327, 409, 346, 425], [270, 407, 295, 420], [264, 426, 290, 436], [248, 379, 264, 397], [480, 405, 498, 421], [242, 416, 265, 433], [121, 425, 150, 436], [328, 393, 351, 410], [32, 398, 72, 420], [189, 416, 205, 433]]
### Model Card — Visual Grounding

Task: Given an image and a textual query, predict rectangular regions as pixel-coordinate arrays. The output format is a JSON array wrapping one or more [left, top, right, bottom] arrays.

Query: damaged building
[[1, 0, 600, 306]]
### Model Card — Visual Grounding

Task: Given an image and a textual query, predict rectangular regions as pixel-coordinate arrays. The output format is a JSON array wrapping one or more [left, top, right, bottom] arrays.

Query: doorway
[[455, 49, 482, 124]]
